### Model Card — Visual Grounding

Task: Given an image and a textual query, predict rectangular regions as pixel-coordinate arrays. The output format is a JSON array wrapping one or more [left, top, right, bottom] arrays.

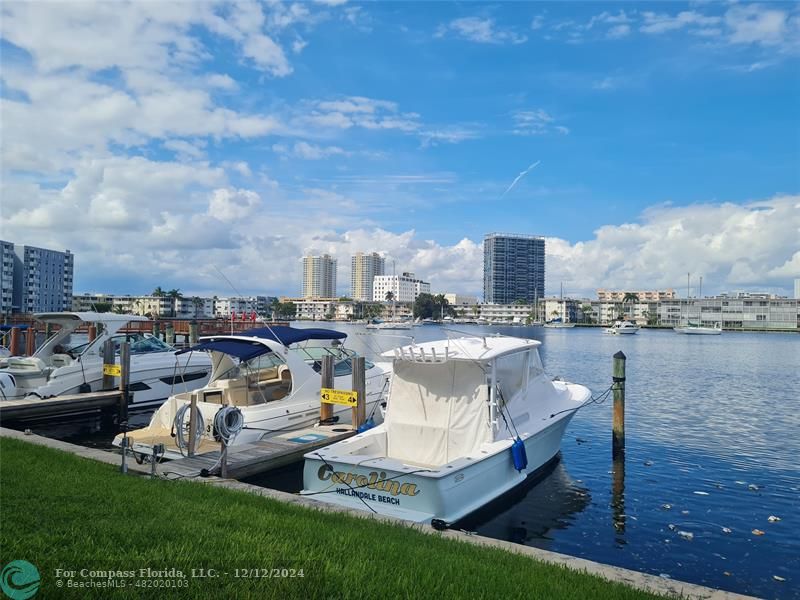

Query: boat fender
[[511, 437, 528, 472], [431, 519, 449, 531], [357, 417, 376, 433]]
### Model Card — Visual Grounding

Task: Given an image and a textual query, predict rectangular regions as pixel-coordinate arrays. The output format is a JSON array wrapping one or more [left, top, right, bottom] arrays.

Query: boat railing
[[393, 345, 449, 363]]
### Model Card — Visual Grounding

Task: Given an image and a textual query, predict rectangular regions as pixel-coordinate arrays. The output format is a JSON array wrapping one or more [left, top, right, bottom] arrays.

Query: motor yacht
[[301, 334, 590, 525]]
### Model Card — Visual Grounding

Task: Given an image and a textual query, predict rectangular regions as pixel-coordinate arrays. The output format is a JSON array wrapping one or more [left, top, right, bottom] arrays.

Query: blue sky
[[1, 1, 798, 298]]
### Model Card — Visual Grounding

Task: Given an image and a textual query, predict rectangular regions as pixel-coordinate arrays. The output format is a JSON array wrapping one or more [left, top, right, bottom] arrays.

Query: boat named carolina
[[301, 334, 591, 525]]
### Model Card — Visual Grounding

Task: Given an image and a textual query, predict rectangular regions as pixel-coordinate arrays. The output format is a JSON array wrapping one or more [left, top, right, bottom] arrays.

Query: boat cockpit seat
[[49, 354, 73, 368], [270, 369, 292, 401], [6, 356, 47, 373]]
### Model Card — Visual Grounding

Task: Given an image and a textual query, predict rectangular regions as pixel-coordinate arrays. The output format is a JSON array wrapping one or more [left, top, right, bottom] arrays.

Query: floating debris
[[773, 576, 786, 582], [658, 573, 671, 579], [748, 484, 760, 491], [668, 524, 677, 531], [767, 515, 781, 523], [661, 504, 672, 510], [752, 529, 765, 536], [677, 531, 694, 541], [575, 438, 588, 444], [693, 491, 710, 496], [734, 481, 746, 485], [643, 460, 653, 466], [722, 527, 732, 534], [723, 571, 732, 577], [681, 510, 690, 515]]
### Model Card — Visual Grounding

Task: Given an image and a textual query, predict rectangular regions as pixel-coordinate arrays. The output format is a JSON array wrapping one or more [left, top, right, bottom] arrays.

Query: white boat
[[674, 273, 722, 335], [301, 334, 591, 525], [367, 321, 413, 331], [117, 326, 392, 459], [605, 321, 640, 335], [674, 322, 722, 335], [0, 312, 211, 405]]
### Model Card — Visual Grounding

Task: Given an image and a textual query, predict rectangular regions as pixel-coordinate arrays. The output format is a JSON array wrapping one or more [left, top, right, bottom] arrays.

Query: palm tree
[[191, 296, 204, 319], [166, 289, 182, 317], [384, 291, 394, 302], [433, 294, 448, 320], [622, 293, 639, 320], [580, 304, 594, 324], [152, 286, 165, 297]]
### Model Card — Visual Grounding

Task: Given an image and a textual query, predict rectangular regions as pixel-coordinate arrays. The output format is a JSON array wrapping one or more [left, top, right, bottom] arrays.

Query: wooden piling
[[189, 320, 199, 345], [118, 342, 130, 424], [165, 322, 175, 346], [25, 327, 36, 356], [352, 356, 366, 429], [152, 320, 160, 340], [45, 322, 53, 339], [612, 351, 626, 458], [320, 355, 334, 423], [102, 340, 116, 390], [88, 324, 97, 342], [9, 327, 21, 356]]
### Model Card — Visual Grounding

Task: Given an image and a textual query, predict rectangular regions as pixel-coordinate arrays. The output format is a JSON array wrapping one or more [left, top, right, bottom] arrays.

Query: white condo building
[[351, 252, 385, 301], [373, 272, 430, 303], [302, 254, 337, 299]]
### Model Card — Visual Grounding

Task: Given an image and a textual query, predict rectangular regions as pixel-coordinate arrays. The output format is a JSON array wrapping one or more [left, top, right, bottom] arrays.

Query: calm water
[[17, 324, 799, 598]]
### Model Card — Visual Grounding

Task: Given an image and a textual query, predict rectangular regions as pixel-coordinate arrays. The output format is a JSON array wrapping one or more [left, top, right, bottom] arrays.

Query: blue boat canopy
[[177, 326, 346, 361]]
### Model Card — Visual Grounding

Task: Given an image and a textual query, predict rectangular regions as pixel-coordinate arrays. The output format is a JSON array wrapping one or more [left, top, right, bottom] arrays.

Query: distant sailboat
[[674, 273, 721, 335]]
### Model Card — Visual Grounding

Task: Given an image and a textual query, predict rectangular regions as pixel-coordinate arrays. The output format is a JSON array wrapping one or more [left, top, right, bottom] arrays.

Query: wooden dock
[[0, 390, 124, 423], [157, 425, 356, 479]]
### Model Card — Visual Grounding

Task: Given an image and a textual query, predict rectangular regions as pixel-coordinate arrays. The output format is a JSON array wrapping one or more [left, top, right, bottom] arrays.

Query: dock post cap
[[613, 351, 626, 359]]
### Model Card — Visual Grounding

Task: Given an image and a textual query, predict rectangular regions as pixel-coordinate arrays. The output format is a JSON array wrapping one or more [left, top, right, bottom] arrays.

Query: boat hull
[[674, 326, 721, 335], [301, 412, 577, 524]]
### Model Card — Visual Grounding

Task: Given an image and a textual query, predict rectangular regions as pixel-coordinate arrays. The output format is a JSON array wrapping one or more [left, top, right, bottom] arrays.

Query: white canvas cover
[[384, 359, 492, 467]]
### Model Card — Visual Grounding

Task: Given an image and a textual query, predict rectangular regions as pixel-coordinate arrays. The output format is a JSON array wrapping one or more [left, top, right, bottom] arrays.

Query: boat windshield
[[294, 346, 375, 376], [66, 333, 173, 356], [217, 352, 285, 381]]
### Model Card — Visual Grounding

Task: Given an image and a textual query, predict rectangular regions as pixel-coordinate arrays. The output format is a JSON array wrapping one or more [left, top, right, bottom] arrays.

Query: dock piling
[[25, 327, 36, 356], [118, 342, 130, 423], [189, 320, 199, 345], [320, 355, 334, 423], [102, 340, 115, 390], [612, 351, 626, 458], [165, 322, 175, 346], [352, 356, 366, 429], [152, 320, 161, 341], [9, 327, 20, 356], [187, 393, 198, 457], [88, 324, 97, 342]]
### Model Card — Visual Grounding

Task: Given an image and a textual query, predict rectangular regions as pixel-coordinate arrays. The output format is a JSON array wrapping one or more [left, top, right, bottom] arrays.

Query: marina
[[5, 322, 797, 598]]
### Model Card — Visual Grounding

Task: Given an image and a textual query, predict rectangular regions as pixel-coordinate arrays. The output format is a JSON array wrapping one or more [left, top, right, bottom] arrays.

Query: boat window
[[528, 350, 544, 380], [127, 335, 172, 354], [496, 352, 526, 402]]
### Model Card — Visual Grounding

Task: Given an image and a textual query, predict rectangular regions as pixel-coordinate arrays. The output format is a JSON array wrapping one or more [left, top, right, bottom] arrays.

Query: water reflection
[[611, 454, 626, 542], [458, 458, 591, 549]]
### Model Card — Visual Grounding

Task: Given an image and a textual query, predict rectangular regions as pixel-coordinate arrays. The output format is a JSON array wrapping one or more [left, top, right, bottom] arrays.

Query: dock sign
[[102, 364, 121, 377], [321, 388, 358, 407]]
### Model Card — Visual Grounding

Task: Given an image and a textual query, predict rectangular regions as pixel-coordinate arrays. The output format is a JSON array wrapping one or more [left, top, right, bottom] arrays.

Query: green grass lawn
[[0, 437, 666, 599]]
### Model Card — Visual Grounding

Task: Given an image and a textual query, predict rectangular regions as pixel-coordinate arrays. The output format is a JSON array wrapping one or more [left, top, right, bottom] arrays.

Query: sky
[[1, 1, 798, 300]]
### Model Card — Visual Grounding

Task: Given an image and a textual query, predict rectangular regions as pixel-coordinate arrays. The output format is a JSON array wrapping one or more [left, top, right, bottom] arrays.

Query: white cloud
[[299, 96, 421, 133], [436, 17, 528, 45], [273, 142, 350, 160], [530, 16, 545, 31], [419, 127, 482, 147], [607, 24, 631, 39], [208, 188, 262, 222], [640, 10, 721, 34], [206, 73, 238, 90], [511, 109, 569, 136], [724, 4, 792, 47], [163, 139, 207, 160]]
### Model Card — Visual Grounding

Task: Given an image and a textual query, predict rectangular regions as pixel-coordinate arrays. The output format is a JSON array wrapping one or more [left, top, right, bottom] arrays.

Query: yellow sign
[[320, 388, 357, 406], [103, 364, 122, 377]]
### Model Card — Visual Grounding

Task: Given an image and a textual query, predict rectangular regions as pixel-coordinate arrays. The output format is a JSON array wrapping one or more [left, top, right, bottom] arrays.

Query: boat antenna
[[211, 264, 283, 341]]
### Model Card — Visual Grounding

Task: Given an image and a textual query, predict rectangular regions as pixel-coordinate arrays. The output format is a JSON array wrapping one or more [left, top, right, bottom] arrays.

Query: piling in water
[[189, 320, 199, 345], [25, 327, 36, 356], [612, 351, 626, 458], [9, 327, 21, 356]]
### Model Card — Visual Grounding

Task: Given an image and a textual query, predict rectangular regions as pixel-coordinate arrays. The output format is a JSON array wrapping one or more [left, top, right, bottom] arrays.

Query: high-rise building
[[373, 272, 430, 303], [302, 254, 337, 298], [7, 243, 74, 313], [483, 233, 545, 304], [351, 252, 385, 301], [0, 241, 15, 315]]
